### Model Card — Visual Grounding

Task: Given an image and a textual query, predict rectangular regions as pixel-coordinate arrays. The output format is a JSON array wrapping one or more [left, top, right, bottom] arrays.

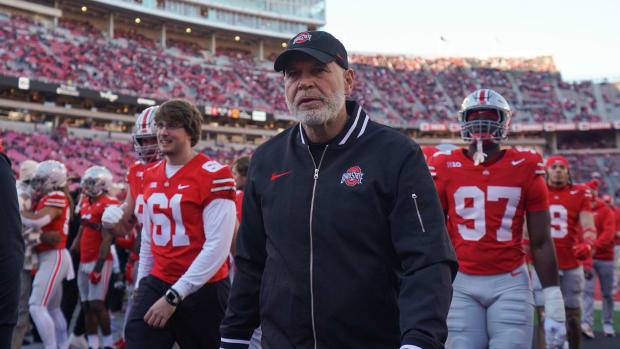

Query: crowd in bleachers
[[0, 129, 253, 187], [1, 12, 619, 126]]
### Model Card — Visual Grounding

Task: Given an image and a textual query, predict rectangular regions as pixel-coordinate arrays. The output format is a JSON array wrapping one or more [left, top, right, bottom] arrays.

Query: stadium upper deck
[[0, 3, 619, 132]]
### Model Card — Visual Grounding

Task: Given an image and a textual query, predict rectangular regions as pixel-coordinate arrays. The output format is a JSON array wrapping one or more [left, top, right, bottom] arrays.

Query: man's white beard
[[287, 91, 345, 126]]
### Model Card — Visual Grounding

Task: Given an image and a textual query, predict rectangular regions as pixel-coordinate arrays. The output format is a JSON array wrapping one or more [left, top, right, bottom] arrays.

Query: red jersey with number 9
[[143, 154, 236, 284], [547, 184, 591, 269], [127, 161, 147, 226], [35, 191, 70, 252], [429, 147, 549, 274]]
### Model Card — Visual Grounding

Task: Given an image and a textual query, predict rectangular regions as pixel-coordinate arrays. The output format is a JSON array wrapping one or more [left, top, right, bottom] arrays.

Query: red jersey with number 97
[[35, 191, 70, 252], [127, 161, 147, 226], [547, 184, 591, 269], [143, 154, 236, 284], [429, 147, 549, 274]]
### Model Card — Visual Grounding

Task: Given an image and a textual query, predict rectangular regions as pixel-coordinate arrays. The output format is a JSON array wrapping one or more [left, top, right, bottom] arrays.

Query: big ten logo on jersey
[[549, 204, 568, 238], [447, 161, 462, 168], [81, 213, 92, 220], [147, 193, 189, 247], [453, 186, 521, 241], [515, 147, 537, 155], [202, 160, 225, 173]]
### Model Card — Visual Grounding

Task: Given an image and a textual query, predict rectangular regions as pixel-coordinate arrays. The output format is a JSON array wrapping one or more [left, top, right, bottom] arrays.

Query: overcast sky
[[323, 0, 620, 81]]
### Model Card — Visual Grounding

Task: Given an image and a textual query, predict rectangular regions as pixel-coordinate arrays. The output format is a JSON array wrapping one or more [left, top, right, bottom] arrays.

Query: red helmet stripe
[[479, 89, 486, 104], [141, 108, 151, 131]]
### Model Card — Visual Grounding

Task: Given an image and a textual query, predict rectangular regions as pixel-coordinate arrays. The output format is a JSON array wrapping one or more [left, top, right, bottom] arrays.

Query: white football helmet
[[133, 106, 159, 164], [19, 160, 39, 182], [31, 160, 67, 197], [459, 89, 512, 143], [81, 166, 113, 197]]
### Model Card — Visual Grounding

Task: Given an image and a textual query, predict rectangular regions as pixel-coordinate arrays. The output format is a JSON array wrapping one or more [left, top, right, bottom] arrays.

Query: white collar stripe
[[299, 123, 305, 144], [357, 114, 369, 138], [338, 105, 362, 145]]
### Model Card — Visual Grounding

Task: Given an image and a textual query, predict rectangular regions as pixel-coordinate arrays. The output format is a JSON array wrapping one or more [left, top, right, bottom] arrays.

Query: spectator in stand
[[581, 181, 616, 338]]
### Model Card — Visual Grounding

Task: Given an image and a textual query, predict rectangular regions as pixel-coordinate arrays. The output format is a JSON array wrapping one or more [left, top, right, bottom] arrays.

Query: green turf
[[592, 309, 620, 332]]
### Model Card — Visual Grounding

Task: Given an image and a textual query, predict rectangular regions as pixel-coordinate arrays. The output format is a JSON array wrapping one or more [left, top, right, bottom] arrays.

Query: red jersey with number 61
[[35, 191, 70, 252], [143, 154, 236, 284], [127, 161, 147, 226], [547, 184, 591, 269], [429, 147, 549, 274]]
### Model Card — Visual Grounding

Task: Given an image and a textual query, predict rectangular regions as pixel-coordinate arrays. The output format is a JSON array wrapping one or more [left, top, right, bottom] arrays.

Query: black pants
[[125, 275, 229, 349]]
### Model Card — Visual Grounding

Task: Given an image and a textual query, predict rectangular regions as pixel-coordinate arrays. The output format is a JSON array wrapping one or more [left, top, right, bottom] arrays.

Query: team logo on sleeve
[[341, 166, 364, 187]]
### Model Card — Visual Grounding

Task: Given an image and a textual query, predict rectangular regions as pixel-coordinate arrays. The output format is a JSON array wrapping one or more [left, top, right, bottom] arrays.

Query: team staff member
[[581, 182, 616, 338], [125, 99, 237, 349], [220, 31, 457, 349], [0, 140, 24, 348]]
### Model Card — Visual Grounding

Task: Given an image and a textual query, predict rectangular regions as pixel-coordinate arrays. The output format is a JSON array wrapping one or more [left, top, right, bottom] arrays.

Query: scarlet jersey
[[235, 189, 244, 222], [592, 199, 616, 261], [35, 191, 70, 252], [429, 147, 548, 274], [80, 195, 120, 263], [615, 207, 620, 245], [143, 154, 236, 284], [127, 161, 147, 226], [547, 184, 591, 269]]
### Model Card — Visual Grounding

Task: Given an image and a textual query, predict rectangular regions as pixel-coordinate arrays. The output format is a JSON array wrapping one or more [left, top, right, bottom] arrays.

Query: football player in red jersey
[[580, 181, 616, 338], [428, 89, 565, 349], [20, 160, 73, 349], [530, 156, 595, 349], [124, 99, 236, 349], [70, 166, 119, 349], [101, 105, 158, 348]]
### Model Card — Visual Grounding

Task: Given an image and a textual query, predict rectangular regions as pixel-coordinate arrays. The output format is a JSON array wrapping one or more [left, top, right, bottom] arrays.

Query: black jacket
[[221, 101, 457, 349], [0, 152, 24, 326]]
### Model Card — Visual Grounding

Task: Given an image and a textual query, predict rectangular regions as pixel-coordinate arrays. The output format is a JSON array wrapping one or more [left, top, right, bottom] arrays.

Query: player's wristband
[[543, 286, 566, 322]]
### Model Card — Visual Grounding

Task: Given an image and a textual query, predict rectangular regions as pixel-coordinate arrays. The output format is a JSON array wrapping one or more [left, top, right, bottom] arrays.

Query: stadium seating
[[0, 13, 618, 125], [0, 129, 253, 185]]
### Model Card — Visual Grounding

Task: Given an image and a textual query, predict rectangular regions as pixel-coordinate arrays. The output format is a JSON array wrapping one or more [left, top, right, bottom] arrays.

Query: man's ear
[[343, 69, 355, 95]]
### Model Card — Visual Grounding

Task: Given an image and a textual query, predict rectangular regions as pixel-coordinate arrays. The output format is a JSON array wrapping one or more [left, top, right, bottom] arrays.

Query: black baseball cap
[[274, 31, 349, 72]]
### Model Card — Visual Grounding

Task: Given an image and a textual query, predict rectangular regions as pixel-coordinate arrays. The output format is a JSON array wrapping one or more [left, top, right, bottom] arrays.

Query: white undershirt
[[136, 198, 236, 299], [165, 163, 183, 178]]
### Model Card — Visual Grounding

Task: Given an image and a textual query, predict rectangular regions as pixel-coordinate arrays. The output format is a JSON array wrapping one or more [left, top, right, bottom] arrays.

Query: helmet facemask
[[460, 108, 509, 143], [81, 166, 113, 198], [133, 134, 159, 164]]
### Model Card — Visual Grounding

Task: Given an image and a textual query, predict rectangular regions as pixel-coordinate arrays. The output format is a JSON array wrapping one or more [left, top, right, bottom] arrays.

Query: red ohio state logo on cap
[[341, 166, 364, 187], [293, 32, 312, 45]]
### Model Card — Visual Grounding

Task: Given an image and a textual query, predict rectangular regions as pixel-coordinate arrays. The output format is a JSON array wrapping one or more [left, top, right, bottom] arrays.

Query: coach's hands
[[144, 297, 176, 328], [102, 204, 123, 228]]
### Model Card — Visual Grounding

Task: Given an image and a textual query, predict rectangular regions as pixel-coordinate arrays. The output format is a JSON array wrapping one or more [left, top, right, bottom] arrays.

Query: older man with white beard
[[220, 30, 457, 349]]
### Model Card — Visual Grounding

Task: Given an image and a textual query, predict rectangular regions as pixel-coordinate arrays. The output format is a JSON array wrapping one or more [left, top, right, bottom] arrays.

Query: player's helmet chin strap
[[472, 138, 487, 166]]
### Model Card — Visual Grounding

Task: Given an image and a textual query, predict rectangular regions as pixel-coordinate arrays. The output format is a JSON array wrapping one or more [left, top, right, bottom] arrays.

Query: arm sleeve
[[21, 214, 52, 229], [136, 222, 154, 288], [171, 198, 236, 299], [389, 144, 458, 349], [220, 160, 266, 348]]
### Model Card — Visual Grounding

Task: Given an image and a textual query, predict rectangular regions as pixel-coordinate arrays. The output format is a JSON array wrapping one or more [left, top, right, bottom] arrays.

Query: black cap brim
[[274, 47, 335, 72]]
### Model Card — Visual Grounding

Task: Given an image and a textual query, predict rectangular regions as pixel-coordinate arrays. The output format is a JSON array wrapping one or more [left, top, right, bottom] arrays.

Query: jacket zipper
[[307, 144, 328, 349], [411, 193, 426, 233]]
